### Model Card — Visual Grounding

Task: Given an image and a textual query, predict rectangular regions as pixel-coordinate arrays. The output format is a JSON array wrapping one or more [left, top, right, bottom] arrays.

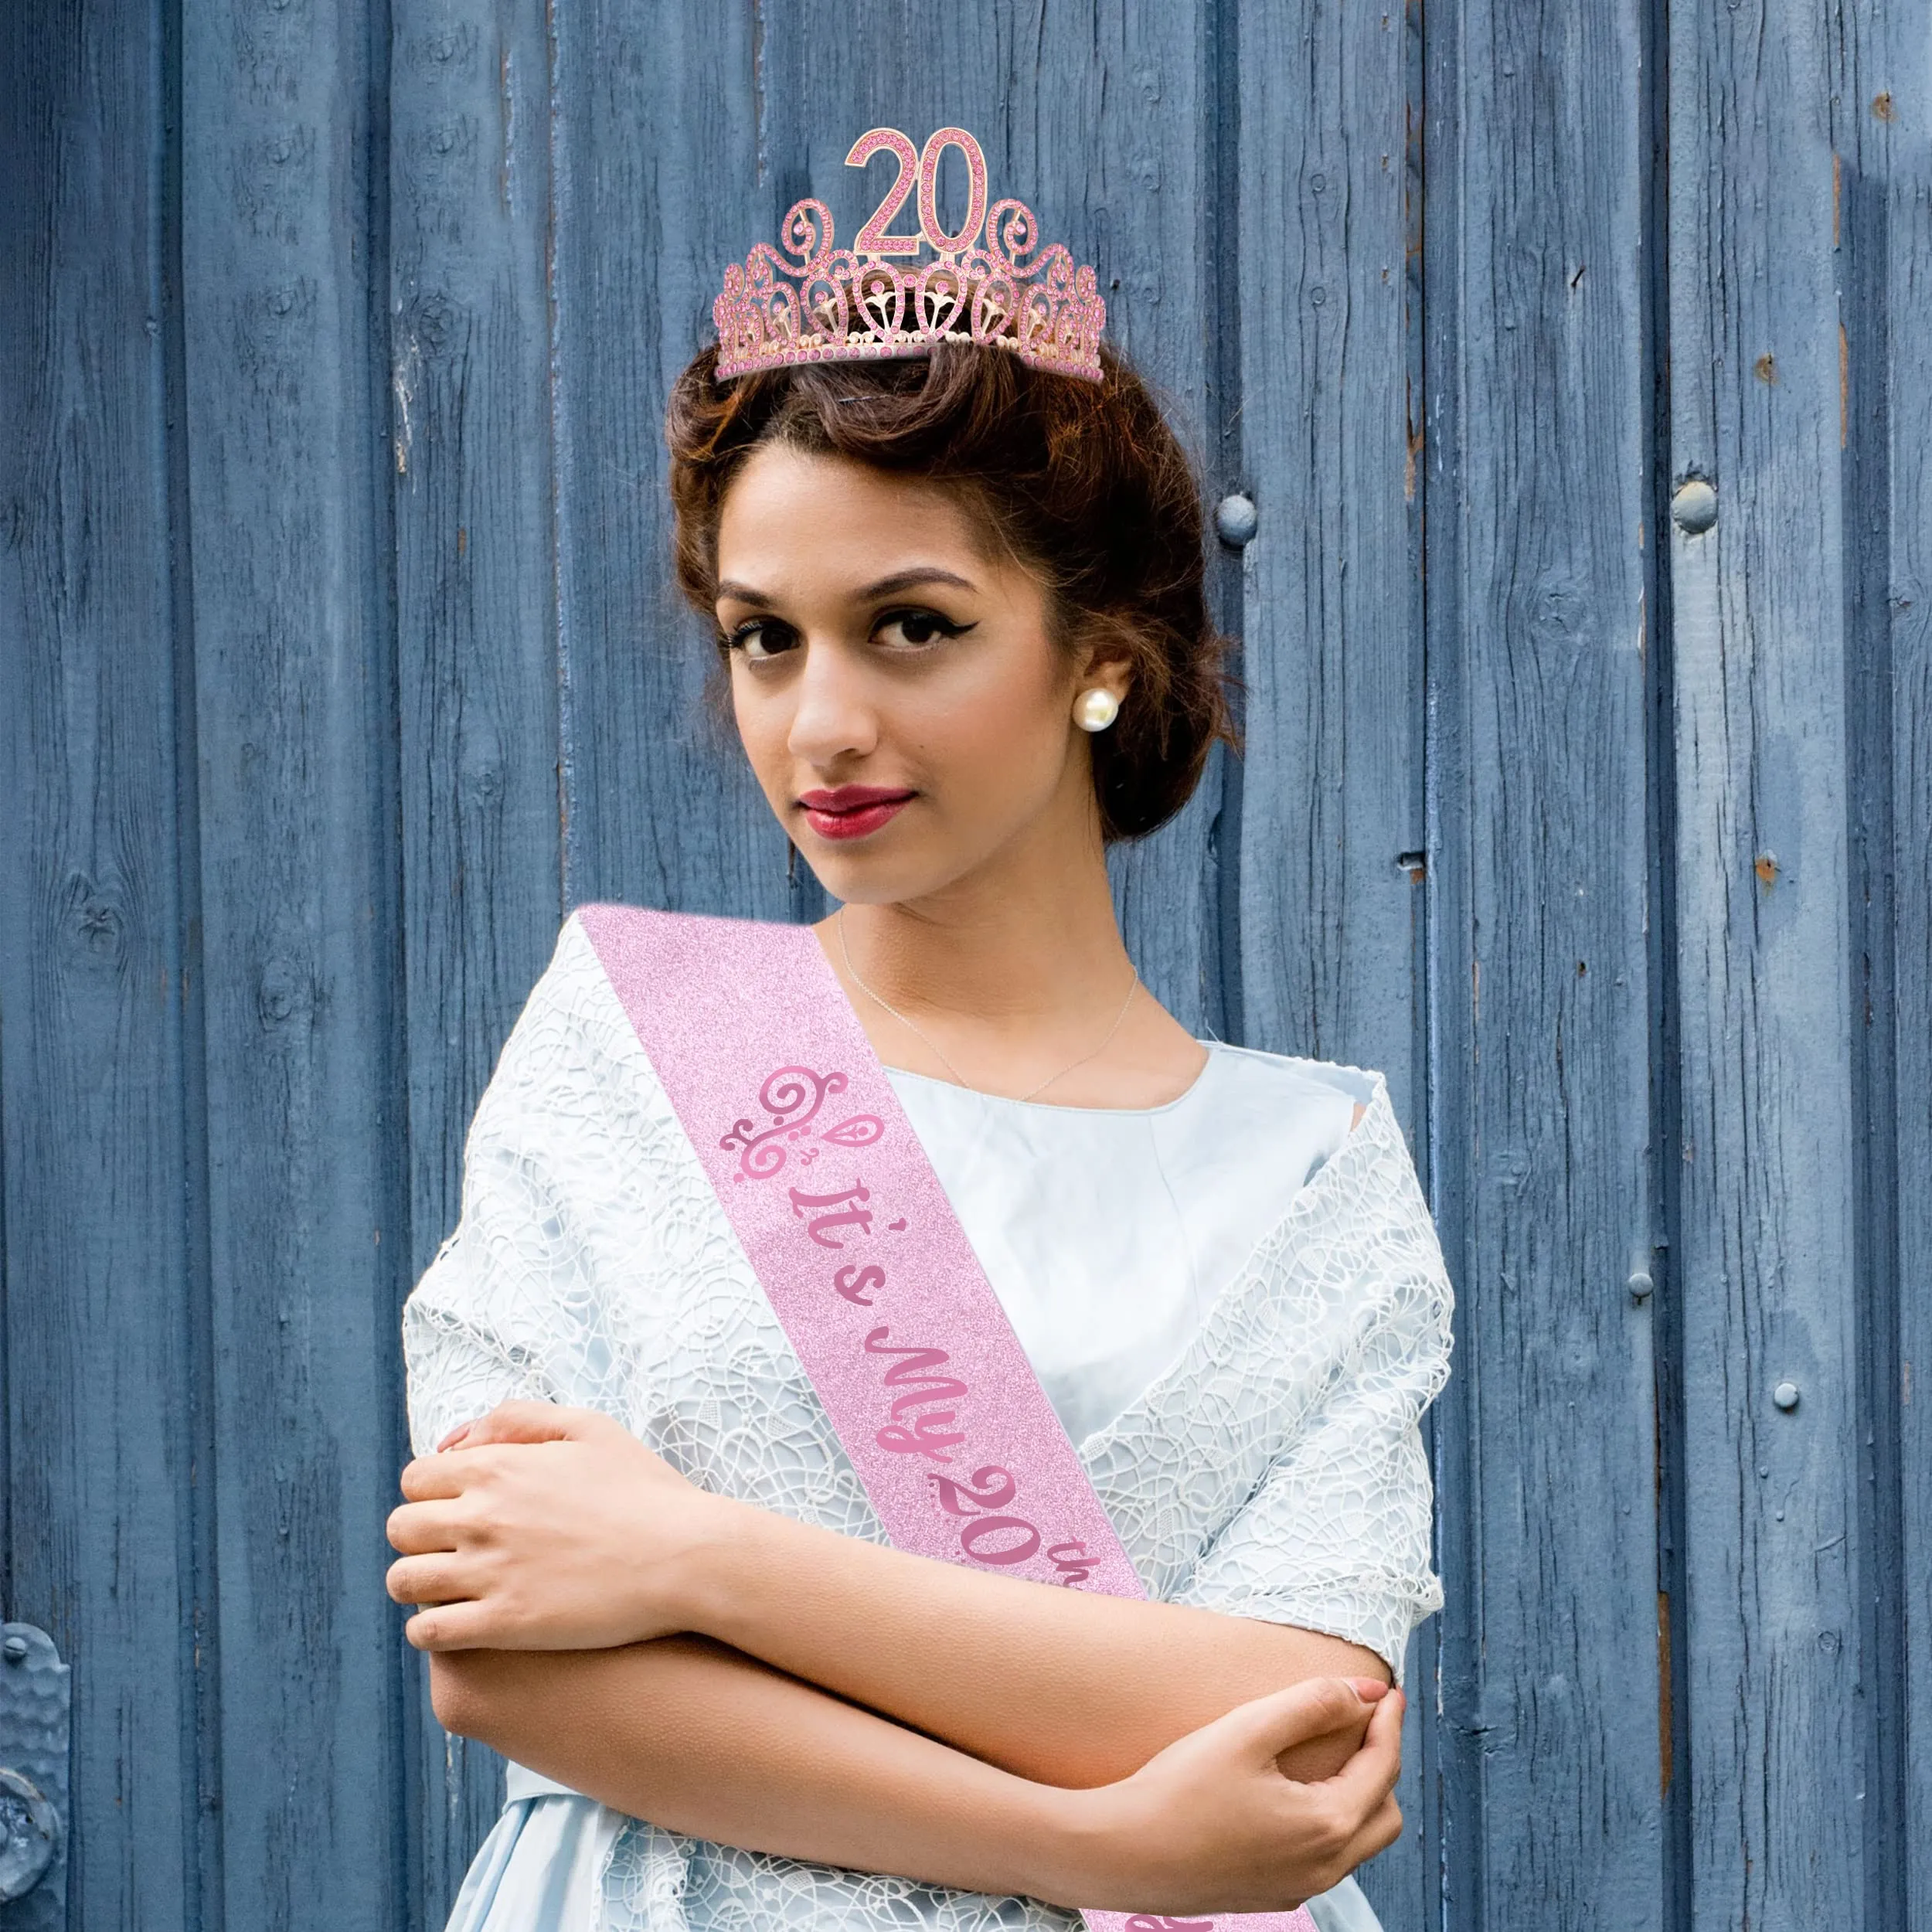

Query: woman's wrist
[[662, 1491, 786, 1639], [1021, 1777, 1207, 1913], [1018, 1779, 1132, 1908]]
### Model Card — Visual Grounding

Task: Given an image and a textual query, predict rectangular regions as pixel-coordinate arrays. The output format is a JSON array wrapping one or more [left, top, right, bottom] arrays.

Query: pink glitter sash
[[579, 904, 1319, 1932]]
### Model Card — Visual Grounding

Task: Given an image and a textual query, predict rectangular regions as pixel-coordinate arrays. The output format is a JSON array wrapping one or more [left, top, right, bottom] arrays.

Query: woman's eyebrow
[[857, 567, 978, 599], [716, 567, 979, 610]]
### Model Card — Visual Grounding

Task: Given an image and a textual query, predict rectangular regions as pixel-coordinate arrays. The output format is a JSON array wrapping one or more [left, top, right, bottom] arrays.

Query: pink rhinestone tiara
[[713, 127, 1106, 384]]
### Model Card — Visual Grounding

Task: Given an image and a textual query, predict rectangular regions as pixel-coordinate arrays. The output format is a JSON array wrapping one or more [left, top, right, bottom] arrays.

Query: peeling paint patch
[[393, 335, 418, 474]]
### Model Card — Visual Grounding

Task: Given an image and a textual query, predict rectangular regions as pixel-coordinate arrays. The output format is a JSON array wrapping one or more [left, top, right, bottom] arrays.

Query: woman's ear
[[1070, 619, 1134, 706], [1069, 633, 1133, 735], [1076, 662, 1131, 707]]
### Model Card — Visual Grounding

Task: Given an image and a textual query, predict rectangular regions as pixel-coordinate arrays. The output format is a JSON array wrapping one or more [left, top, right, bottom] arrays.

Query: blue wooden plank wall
[[1423, 2, 1664, 1927], [1, 2, 1924, 1929]]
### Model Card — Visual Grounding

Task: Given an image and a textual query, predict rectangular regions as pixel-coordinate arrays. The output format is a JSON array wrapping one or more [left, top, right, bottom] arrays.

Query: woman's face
[[714, 444, 1121, 906]]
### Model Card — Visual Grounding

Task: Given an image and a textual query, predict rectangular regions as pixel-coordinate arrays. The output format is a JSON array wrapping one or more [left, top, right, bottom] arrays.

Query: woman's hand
[[386, 1401, 735, 1651], [1052, 1676, 1404, 1913]]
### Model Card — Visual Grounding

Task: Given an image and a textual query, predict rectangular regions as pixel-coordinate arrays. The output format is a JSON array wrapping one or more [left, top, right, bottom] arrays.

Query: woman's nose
[[786, 640, 879, 765]]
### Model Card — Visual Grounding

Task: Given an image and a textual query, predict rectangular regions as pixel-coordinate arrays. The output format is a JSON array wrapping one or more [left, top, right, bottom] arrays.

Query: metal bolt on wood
[[1671, 477, 1718, 535], [1215, 494, 1259, 546], [1773, 1380, 1801, 1411]]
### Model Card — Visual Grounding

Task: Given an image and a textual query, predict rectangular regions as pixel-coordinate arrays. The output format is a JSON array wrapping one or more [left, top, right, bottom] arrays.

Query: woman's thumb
[[1211, 1675, 1385, 1765], [438, 1398, 577, 1450]]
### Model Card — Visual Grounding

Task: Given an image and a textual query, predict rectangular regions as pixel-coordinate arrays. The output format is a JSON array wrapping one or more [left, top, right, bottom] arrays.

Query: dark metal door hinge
[[0, 1625, 69, 1929]]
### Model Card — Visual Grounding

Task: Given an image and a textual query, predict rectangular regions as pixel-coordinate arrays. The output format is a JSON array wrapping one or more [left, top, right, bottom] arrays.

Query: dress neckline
[[880, 1041, 1226, 1118]]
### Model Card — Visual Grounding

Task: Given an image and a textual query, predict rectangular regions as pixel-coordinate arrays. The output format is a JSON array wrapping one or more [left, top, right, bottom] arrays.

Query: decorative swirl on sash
[[719, 1066, 885, 1180], [720, 1066, 847, 1180]]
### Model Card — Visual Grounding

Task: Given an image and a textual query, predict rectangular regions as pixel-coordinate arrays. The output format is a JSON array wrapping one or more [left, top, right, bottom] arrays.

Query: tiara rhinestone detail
[[713, 128, 1106, 383]]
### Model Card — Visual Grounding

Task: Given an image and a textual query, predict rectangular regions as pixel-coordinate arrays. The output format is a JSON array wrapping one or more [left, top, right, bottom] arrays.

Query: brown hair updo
[[663, 341, 1231, 843]]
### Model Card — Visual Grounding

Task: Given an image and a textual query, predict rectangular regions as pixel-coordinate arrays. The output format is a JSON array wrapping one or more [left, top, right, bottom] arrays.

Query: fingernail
[[437, 1423, 472, 1451], [1352, 1678, 1390, 1701]]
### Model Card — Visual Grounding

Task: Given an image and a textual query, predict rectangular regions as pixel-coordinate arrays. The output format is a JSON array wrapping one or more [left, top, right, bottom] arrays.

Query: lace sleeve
[[1175, 1133, 1454, 1685], [403, 1241, 577, 1457], [402, 917, 645, 1457]]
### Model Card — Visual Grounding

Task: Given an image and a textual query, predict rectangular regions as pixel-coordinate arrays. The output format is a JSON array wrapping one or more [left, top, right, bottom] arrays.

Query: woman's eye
[[724, 619, 798, 662], [876, 608, 972, 648]]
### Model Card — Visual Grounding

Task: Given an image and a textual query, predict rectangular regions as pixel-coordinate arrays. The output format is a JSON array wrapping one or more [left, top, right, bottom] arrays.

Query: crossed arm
[[388, 1403, 1405, 1913]]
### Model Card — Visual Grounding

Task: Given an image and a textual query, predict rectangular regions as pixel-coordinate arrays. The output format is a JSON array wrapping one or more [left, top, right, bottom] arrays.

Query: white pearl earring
[[1073, 688, 1120, 733]]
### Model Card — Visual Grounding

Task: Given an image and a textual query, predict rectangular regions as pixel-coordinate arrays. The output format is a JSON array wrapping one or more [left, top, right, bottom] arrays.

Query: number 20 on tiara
[[845, 128, 992, 257]]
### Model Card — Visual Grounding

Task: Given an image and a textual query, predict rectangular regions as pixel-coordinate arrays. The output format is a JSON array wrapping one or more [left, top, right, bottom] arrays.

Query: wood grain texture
[[389, 0, 563, 1904], [1228, 2, 1427, 1920], [0, 0, 206, 1923], [1839, 11, 1917, 1923], [1665, 2, 1876, 1925], [178, 0, 411, 1922], [1422, 0, 1663, 1926], [1887, 92, 1932, 1932], [1233, 0, 1421, 1107], [547, 0, 785, 920]]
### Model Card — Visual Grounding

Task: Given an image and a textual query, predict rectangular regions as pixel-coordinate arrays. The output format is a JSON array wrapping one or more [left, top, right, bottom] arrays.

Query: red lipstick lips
[[798, 785, 916, 842]]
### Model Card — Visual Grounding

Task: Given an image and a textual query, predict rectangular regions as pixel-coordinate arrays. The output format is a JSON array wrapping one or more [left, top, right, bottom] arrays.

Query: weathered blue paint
[[388, 0, 563, 1909], [1228, 2, 1431, 1918], [1887, 63, 1932, 1932], [1420, 3, 1665, 1930], [1662, 3, 1920, 1927], [549, 0, 782, 927], [175, 0, 413, 1923], [0, 3, 209, 1927], [1, 1, 1924, 1929], [1886, 166, 1932, 1932]]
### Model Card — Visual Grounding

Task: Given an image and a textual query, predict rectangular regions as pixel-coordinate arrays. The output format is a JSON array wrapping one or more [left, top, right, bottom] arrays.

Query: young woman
[[387, 151, 1452, 1932]]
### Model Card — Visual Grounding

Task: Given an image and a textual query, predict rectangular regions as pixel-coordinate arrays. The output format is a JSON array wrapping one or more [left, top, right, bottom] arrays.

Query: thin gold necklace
[[837, 906, 1141, 1105]]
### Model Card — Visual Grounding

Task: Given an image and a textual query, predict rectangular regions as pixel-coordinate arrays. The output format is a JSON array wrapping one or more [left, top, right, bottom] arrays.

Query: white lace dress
[[404, 915, 1454, 1932]]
